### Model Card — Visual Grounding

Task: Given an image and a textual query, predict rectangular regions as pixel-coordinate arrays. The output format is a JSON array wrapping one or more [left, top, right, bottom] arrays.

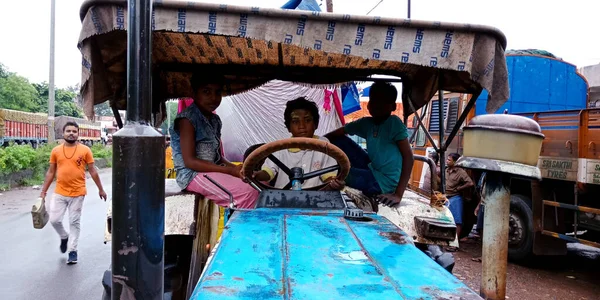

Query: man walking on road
[[40, 121, 107, 264]]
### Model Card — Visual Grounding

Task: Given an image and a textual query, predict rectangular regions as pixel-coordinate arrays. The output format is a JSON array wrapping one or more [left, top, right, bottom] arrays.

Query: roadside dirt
[[453, 240, 600, 300]]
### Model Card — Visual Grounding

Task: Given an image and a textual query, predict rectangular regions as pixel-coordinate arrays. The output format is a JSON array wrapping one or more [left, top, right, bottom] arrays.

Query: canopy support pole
[[443, 91, 480, 151], [112, 0, 165, 299], [406, 99, 439, 152], [437, 75, 446, 194]]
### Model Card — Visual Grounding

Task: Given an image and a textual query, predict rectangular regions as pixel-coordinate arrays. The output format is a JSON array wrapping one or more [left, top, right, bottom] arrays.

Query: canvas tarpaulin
[[215, 80, 343, 162], [78, 0, 509, 121]]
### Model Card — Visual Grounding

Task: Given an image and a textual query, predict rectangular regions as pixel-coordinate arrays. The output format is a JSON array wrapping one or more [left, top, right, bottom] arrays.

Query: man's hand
[[99, 190, 108, 201], [39, 191, 47, 199], [377, 193, 403, 207], [324, 178, 345, 190]]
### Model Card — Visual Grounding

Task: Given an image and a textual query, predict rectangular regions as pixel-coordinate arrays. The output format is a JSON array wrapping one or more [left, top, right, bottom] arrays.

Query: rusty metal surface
[[457, 156, 542, 180], [531, 180, 568, 256], [542, 200, 600, 215], [376, 190, 459, 248], [541, 230, 600, 249], [414, 216, 457, 241], [190, 209, 480, 299], [256, 190, 346, 209], [480, 172, 511, 300]]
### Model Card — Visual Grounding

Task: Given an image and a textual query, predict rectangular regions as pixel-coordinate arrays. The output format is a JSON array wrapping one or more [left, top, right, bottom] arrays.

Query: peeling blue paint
[[190, 209, 480, 299]]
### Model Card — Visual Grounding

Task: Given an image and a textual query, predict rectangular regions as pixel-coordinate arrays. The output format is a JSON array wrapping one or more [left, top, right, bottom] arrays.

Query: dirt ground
[[453, 239, 600, 300]]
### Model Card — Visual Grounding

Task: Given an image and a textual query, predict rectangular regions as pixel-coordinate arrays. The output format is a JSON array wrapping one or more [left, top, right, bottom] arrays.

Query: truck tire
[[508, 194, 533, 261]]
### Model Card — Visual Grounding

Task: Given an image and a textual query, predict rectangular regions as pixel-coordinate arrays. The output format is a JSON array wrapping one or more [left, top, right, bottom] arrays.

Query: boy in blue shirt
[[326, 82, 414, 207]]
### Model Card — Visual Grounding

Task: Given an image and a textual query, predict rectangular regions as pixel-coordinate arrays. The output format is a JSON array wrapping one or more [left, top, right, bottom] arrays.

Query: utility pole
[[407, 0, 411, 18], [48, 0, 56, 144], [326, 0, 333, 12]]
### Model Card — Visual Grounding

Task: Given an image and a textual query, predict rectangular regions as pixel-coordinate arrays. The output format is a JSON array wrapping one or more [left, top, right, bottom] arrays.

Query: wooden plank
[[186, 196, 220, 299], [537, 156, 578, 181], [578, 158, 600, 185]]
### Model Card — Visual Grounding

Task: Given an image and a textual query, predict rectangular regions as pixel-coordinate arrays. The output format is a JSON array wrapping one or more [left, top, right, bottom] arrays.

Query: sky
[[0, 0, 599, 88]]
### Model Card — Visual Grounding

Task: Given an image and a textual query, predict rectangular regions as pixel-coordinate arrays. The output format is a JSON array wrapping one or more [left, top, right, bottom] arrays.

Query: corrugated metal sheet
[[476, 54, 588, 115]]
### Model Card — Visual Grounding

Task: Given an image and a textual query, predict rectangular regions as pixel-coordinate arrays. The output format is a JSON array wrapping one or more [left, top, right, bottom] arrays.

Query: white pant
[[49, 194, 85, 252]]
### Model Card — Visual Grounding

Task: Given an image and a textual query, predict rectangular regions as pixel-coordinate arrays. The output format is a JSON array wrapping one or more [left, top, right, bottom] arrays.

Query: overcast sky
[[1, 0, 598, 88]]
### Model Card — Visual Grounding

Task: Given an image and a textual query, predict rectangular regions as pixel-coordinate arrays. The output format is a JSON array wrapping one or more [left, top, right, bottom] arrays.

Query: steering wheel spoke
[[302, 165, 340, 180], [267, 154, 293, 176], [283, 181, 293, 190]]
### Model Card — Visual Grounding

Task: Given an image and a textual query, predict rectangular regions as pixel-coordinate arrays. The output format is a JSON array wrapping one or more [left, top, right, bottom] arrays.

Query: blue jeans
[[329, 136, 382, 197], [446, 195, 464, 225]]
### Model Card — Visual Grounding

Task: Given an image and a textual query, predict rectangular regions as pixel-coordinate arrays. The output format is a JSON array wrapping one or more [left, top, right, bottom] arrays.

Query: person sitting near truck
[[445, 153, 475, 248], [250, 97, 345, 190], [170, 73, 259, 209], [325, 81, 414, 207]]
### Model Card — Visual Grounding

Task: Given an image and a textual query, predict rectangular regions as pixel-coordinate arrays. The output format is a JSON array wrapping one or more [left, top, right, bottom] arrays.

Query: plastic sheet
[[215, 80, 344, 162]]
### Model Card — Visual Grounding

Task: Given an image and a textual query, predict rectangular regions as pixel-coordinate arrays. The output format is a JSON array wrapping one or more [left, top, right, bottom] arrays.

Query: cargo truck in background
[[0, 109, 49, 147], [0, 108, 102, 147], [409, 50, 600, 260]]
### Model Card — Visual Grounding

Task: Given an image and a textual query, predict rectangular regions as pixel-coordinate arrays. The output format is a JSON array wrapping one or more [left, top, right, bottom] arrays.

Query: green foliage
[[94, 101, 113, 117], [0, 142, 112, 177], [0, 73, 39, 112], [0, 64, 84, 117], [0, 143, 37, 174], [91, 143, 112, 159], [33, 82, 83, 117]]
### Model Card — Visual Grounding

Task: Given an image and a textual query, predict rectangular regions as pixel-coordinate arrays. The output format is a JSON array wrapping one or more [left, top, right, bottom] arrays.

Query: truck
[[0, 108, 48, 147], [409, 50, 599, 259], [1, 109, 103, 147], [53, 116, 102, 146]]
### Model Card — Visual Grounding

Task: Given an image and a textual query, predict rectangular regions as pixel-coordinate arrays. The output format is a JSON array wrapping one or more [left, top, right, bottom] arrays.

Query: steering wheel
[[242, 138, 351, 191]]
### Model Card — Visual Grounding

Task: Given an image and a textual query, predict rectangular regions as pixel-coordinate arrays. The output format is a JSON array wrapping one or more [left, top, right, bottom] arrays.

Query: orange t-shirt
[[50, 143, 95, 197]]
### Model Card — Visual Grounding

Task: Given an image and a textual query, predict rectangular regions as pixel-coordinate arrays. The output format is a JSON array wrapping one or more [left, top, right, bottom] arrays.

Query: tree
[[32, 82, 83, 118], [0, 63, 8, 79], [0, 72, 39, 112], [94, 101, 113, 117], [0, 62, 84, 118]]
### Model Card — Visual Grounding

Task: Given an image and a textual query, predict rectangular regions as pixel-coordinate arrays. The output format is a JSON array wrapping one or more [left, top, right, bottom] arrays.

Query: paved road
[[0, 169, 112, 300]]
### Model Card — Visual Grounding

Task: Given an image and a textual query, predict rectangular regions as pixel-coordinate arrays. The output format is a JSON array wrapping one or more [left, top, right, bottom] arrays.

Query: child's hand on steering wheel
[[324, 178, 345, 191]]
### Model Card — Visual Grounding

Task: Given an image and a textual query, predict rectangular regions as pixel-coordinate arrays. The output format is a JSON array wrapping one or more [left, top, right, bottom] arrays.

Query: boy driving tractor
[[251, 97, 345, 190]]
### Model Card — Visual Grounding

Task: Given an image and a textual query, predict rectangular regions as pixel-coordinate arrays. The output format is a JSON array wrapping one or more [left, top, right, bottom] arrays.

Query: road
[[0, 169, 112, 300], [1, 168, 600, 300], [454, 239, 600, 300]]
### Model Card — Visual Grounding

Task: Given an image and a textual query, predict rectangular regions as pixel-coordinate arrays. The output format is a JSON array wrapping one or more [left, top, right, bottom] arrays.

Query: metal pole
[[407, 0, 411, 19], [437, 79, 446, 194], [47, 0, 56, 144], [480, 172, 510, 299], [112, 0, 165, 299]]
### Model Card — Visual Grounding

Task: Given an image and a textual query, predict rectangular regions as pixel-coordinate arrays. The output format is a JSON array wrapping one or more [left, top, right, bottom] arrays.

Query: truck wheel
[[508, 194, 533, 261]]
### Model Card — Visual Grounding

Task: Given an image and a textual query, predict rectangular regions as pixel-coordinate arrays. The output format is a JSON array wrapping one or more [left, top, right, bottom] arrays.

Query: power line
[[366, 0, 384, 15]]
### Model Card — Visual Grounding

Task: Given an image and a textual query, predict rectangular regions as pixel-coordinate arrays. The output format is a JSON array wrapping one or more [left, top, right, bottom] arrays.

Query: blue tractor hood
[[190, 209, 480, 300]]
